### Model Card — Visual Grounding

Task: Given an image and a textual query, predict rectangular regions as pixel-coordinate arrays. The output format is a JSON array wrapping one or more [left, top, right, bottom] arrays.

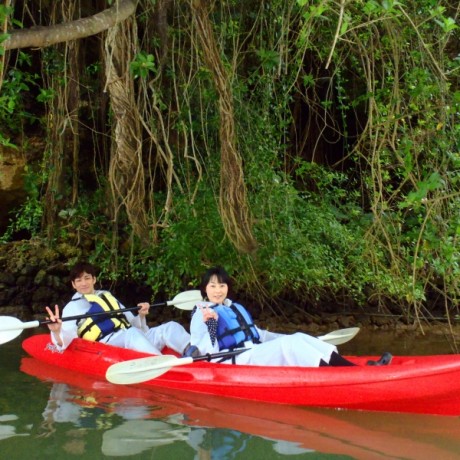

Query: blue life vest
[[214, 302, 260, 349], [77, 292, 131, 341]]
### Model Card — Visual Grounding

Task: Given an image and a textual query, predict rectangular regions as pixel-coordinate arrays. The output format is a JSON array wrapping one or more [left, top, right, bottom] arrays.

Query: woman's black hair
[[200, 266, 233, 299]]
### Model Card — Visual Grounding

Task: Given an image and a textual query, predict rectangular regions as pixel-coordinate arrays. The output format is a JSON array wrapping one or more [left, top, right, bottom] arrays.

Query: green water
[[1, 329, 460, 459]]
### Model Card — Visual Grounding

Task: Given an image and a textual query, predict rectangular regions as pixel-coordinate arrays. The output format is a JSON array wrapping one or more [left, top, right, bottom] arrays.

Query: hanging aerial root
[[190, 0, 257, 254], [104, 18, 149, 241]]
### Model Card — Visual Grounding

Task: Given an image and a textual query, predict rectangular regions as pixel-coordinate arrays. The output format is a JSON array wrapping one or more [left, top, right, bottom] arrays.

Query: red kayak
[[20, 356, 460, 460], [22, 334, 460, 416]]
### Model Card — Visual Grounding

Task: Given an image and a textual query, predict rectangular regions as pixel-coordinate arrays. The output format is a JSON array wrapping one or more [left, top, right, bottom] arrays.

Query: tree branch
[[3, 0, 138, 50]]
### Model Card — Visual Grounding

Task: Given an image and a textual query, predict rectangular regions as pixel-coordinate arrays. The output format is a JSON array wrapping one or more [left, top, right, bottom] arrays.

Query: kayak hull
[[22, 334, 460, 415]]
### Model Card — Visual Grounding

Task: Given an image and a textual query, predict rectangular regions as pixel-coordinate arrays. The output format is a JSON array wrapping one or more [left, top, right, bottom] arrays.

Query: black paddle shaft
[[192, 348, 249, 362], [40, 301, 169, 325]]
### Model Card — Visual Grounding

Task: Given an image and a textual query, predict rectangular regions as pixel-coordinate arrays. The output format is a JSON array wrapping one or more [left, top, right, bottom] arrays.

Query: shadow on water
[[1, 330, 460, 459]]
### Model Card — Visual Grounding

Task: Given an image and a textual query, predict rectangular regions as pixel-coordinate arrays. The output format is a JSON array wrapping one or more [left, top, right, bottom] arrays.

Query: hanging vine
[[1, 1, 459, 318], [41, 1, 81, 239], [104, 15, 149, 242], [190, 0, 257, 254]]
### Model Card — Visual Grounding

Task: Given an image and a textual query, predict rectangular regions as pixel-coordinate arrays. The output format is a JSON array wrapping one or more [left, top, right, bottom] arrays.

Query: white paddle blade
[[106, 355, 193, 385], [167, 290, 202, 310], [0, 317, 38, 344], [318, 327, 360, 345], [0, 328, 22, 345]]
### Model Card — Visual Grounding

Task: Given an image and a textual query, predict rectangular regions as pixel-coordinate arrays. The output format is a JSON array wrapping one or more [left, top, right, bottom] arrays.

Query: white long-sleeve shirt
[[50, 290, 148, 351], [189, 299, 336, 367]]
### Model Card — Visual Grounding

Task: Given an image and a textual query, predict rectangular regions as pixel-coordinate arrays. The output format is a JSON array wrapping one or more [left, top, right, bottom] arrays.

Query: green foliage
[[130, 52, 157, 79], [2, 0, 460, 319], [143, 187, 237, 295], [36, 88, 56, 103], [0, 55, 39, 134], [0, 134, 17, 148], [399, 173, 444, 209], [125, 0, 460, 312], [0, 166, 44, 242], [0, 195, 43, 242]]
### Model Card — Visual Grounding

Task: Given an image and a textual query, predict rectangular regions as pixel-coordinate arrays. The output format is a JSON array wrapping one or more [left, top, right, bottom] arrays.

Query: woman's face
[[205, 275, 229, 304]]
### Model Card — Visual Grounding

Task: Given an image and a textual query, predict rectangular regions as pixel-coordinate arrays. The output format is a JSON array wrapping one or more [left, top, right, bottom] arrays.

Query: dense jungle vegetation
[[0, 0, 459, 324]]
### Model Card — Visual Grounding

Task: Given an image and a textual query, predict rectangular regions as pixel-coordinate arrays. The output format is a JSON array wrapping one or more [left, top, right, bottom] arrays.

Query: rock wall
[[0, 239, 181, 327], [0, 148, 27, 234], [0, 240, 71, 320]]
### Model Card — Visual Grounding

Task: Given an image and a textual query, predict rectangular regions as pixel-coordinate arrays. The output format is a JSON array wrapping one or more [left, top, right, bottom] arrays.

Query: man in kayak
[[45, 262, 190, 355], [189, 266, 392, 367]]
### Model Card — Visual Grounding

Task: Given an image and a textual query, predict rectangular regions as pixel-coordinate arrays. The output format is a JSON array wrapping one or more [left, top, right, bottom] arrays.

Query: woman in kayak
[[45, 262, 190, 355], [189, 266, 391, 367]]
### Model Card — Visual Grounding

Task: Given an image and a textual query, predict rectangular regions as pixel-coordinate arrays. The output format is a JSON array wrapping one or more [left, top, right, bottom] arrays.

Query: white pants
[[231, 333, 337, 367], [106, 327, 161, 354], [144, 321, 191, 354]]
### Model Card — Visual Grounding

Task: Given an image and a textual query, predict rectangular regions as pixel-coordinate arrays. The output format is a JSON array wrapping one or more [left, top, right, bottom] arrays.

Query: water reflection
[[101, 420, 311, 458], [0, 414, 29, 441], [18, 357, 316, 459]]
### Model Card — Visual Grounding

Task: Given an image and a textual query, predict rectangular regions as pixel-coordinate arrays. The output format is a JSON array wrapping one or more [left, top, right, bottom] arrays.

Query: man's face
[[71, 272, 97, 295]]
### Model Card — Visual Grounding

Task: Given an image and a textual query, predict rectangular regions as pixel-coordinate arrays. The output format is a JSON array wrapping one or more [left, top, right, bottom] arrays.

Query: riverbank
[[1, 239, 460, 344]]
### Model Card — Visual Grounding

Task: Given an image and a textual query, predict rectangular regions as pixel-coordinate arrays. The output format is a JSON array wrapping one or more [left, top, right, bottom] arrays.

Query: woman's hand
[[137, 302, 150, 318], [198, 304, 218, 322], [45, 305, 62, 333]]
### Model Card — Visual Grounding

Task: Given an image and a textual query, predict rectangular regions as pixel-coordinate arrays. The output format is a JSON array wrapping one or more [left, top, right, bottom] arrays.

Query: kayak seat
[[366, 352, 393, 366]]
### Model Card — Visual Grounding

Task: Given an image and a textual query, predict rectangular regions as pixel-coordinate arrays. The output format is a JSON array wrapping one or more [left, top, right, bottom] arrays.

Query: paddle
[[317, 327, 360, 346], [0, 290, 202, 345], [106, 348, 249, 384], [105, 326, 361, 385]]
